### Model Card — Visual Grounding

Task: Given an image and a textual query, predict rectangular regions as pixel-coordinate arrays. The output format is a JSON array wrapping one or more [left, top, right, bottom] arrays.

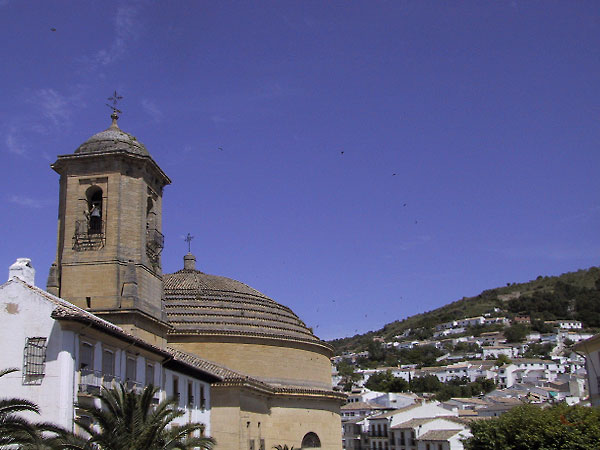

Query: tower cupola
[[49, 110, 171, 346]]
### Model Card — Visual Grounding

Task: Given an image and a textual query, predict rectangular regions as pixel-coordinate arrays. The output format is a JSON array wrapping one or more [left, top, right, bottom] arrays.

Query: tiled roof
[[418, 429, 463, 441], [164, 265, 324, 344], [369, 403, 419, 419], [341, 401, 383, 410], [6, 279, 222, 382], [391, 417, 437, 429]]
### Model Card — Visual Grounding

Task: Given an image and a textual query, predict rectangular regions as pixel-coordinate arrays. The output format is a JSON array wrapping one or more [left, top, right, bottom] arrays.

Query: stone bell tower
[[48, 109, 171, 346]]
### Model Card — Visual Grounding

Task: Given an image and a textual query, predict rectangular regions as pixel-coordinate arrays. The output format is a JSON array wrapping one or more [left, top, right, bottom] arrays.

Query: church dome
[[163, 253, 320, 343], [75, 114, 150, 157]]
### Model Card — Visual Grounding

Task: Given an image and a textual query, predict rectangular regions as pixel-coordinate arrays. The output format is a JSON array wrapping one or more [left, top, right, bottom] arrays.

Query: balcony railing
[[73, 220, 105, 251], [146, 228, 164, 253], [78, 369, 142, 394]]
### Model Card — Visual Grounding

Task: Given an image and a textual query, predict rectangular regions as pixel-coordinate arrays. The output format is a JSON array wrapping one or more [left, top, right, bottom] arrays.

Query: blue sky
[[1, 1, 599, 340]]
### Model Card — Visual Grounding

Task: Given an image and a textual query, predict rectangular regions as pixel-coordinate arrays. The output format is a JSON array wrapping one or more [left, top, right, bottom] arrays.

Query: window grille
[[23, 337, 47, 384]]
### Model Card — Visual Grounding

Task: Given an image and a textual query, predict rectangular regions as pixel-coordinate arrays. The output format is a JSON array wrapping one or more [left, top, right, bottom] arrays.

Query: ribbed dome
[[75, 116, 150, 156], [164, 254, 319, 342]]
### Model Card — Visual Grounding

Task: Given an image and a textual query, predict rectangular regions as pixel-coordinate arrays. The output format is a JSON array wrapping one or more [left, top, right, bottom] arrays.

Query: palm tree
[[67, 383, 215, 450], [0, 367, 47, 448], [272, 446, 296, 450]]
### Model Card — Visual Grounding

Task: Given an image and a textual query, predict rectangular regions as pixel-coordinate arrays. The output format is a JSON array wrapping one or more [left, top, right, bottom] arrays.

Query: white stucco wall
[[0, 278, 213, 435], [0, 279, 76, 429]]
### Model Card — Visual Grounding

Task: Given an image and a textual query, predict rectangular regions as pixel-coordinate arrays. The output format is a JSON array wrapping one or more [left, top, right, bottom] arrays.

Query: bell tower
[[48, 109, 171, 346]]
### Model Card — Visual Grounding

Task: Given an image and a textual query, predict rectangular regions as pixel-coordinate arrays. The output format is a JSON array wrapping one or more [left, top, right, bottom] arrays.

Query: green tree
[[337, 361, 362, 391], [65, 383, 215, 450], [364, 370, 395, 392], [495, 354, 512, 366], [464, 403, 600, 450], [503, 324, 529, 343]]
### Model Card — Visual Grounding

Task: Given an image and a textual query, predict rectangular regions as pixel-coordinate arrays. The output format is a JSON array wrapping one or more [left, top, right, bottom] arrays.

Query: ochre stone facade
[[168, 338, 334, 388]]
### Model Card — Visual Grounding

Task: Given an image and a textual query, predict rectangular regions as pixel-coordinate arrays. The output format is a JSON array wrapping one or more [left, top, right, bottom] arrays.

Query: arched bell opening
[[86, 186, 103, 235]]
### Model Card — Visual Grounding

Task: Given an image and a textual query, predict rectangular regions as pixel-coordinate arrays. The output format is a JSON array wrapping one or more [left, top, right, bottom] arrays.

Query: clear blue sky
[[1, 1, 599, 340]]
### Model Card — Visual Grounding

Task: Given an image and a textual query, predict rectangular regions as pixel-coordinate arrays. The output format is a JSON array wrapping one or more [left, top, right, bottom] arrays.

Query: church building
[[2, 109, 344, 449]]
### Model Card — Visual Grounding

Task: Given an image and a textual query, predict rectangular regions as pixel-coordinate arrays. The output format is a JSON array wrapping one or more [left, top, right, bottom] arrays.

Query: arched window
[[86, 186, 103, 234], [301, 432, 321, 448]]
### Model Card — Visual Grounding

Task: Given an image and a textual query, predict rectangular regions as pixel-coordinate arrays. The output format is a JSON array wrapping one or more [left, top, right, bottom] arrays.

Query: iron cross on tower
[[184, 233, 194, 253], [106, 90, 123, 117]]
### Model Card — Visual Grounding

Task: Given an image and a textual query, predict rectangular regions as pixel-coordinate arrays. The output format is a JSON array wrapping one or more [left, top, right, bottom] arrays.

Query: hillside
[[329, 266, 600, 355]]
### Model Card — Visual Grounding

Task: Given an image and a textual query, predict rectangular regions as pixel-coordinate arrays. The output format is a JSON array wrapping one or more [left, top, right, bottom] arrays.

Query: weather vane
[[106, 90, 123, 115], [184, 233, 194, 253]]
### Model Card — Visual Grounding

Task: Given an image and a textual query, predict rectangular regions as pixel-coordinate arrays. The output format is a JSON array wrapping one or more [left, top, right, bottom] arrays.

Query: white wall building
[[574, 334, 600, 407], [0, 261, 221, 434]]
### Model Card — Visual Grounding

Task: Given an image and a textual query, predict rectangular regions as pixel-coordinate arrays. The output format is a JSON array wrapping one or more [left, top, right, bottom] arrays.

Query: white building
[[456, 317, 485, 328], [574, 333, 600, 407], [368, 403, 465, 450], [0, 259, 222, 434], [482, 345, 519, 359]]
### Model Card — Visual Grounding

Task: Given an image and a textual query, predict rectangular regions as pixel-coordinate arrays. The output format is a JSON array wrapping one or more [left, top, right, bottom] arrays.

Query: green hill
[[329, 266, 600, 355]]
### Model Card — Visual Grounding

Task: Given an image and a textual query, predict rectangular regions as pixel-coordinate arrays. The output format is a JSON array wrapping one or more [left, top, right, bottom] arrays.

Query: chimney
[[9, 258, 35, 285]]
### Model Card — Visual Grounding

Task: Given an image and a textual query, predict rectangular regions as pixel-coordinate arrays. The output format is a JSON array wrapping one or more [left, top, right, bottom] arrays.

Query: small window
[[259, 439, 265, 450], [249, 439, 255, 450], [200, 385, 206, 409], [173, 376, 180, 402], [126, 356, 137, 389], [102, 349, 115, 382], [23, 337, 47, 384], [79, 342, 94, 372], [145, 363, 155, 386], [187, 380, 194, 407]]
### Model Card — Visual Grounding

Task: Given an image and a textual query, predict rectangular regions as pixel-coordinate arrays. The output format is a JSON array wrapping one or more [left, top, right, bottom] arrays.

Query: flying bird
[[403, 203, 407, 207], [392, 173, 397, 176], [340, 151, 344, 155], [50, 27, 56, 32], [218, 147, 223, 151]]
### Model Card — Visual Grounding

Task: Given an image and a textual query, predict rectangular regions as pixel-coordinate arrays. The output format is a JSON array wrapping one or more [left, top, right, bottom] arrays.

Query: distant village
[[331, 308, 598, 450]]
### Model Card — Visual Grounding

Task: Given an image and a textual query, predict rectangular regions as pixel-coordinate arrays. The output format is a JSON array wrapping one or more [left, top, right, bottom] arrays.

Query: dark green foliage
[[453, 342, 481, 353], [503, 324, 529, 343], [433, 377, 496, 401], [495, 354, 512, 366], [64, 383, 215, 450], [464, 403, 600, 450], [355, 344, 444, 369], [523, 342, 553, 359], [364, 370, 409, 392], [337, 361, 362, 391], [409, 375, 442, 394]]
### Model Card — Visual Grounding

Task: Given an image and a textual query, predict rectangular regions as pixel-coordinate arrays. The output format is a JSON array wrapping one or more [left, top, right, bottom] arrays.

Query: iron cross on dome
[[106, 90, 123, 115], [184, 233, 194, 253]]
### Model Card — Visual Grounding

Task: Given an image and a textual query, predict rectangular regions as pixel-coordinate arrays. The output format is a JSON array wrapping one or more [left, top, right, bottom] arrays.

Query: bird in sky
[[392, 173, 397, 176], [340, 151, 344, 155], [403, 203, 407, 207], [218, 147, 223, 151], [50, 27, 56, 31]]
